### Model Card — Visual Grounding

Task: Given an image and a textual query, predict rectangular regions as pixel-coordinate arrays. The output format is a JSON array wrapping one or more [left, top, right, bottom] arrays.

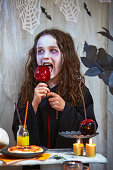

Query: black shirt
[[12, 86, 98, 148]]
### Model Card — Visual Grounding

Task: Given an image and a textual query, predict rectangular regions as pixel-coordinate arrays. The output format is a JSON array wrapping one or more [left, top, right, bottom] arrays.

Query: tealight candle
[[86, 138, 96, 157], [73, 139, 84, 156]]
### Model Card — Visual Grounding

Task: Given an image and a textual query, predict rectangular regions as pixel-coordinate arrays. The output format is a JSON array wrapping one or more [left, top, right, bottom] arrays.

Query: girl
[[12, 29, 98, 148]]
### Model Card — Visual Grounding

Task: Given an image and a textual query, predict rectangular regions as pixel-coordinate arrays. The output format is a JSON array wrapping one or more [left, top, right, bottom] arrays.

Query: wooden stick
[[79, 81, 87, 120]]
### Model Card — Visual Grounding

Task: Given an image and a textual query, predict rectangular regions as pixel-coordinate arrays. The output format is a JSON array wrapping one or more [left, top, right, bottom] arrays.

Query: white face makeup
[[36, 34, 63, 80]]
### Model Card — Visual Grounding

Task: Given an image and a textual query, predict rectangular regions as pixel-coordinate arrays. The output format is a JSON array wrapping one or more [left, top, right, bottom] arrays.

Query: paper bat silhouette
[[84, 3, 91, 16], [41, 6, 52, 20], [81, 41, 113, 94], [97, 27, 113, 41]]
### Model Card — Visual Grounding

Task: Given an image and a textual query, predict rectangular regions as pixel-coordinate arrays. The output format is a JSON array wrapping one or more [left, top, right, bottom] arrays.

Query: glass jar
[[17, 125, 29, 146], [63, 161, 90, 170], [63, 161, 83, 170]]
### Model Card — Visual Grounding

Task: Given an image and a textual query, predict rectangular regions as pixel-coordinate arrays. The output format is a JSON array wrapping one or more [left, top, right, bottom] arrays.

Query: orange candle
[[86, 138, 96, 157], [73, 139, 84, 156]]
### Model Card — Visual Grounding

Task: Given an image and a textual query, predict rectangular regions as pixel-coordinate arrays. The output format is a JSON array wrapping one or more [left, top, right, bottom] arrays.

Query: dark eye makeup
[[50, 49, 58, 53], [38, 49, 44, 54]]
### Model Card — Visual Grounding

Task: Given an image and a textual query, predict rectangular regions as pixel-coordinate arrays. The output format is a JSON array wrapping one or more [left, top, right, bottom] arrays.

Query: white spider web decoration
[[54, 0, 80, 23], [16, 0, 41, 35], [0, 0, 3, 11]]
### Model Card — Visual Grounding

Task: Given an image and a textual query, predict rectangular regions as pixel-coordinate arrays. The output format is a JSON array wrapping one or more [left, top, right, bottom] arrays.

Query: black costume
[[12, 85, 98, 148]]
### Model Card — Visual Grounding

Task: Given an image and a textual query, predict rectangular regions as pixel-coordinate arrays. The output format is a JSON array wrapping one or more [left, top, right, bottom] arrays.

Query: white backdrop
[[0, 0, 112, 170]]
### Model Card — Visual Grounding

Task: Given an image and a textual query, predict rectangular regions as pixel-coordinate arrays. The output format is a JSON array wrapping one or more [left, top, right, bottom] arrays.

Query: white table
[[0, 148, 108, 170]]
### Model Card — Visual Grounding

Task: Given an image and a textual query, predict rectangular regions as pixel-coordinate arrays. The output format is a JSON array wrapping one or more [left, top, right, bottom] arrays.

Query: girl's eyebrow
[[37, 46, 58, 49], [49, 46, 58, 48], [37, 46, 43, 49]]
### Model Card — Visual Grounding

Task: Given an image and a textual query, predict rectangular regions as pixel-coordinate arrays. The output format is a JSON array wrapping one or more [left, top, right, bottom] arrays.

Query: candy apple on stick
[[34, 64, 51, 83], [79, 82, 96, 135]]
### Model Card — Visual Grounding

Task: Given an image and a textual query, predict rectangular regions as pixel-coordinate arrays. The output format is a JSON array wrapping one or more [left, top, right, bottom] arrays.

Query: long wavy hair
[[19, 29, 85, 107]]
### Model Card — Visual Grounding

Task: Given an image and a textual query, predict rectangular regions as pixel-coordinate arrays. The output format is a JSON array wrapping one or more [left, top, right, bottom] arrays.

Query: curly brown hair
[[19, 28, 85, 107]]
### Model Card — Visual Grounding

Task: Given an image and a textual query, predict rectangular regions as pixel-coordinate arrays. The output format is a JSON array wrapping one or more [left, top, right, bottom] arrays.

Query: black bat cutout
[[81, 41, 113, 95], [97, 27, 113, 41], [102, 27, 109, 33], [41, 6, 52, 20], [84, 3, 91, 17]]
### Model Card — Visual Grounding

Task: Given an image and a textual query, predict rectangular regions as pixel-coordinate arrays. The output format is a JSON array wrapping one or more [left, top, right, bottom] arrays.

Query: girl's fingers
[[37, 83, 48, 87], [38, 90, 48, 95], [47, 92, 57, 98], [35, 87, 50, 93], [49, 100, 59, 106], [48, 97, 56, 102], [47, 92, 65, 111]]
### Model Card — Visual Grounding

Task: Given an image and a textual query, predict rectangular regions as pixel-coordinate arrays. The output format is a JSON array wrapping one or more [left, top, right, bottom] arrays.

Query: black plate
[[1, 147, 46, 158], [59, 131, 99, 139]]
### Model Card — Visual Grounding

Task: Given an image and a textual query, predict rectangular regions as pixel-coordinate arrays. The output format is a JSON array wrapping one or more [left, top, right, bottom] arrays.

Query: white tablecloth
[[0, 148, 108, 170]]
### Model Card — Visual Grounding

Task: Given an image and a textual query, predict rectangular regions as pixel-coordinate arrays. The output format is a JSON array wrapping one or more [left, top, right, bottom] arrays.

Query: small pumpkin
[[0, 127, 9, 149]]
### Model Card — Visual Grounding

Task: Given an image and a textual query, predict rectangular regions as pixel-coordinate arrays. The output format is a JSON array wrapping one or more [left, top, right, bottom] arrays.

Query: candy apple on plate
[[80, 119, 96, 135]]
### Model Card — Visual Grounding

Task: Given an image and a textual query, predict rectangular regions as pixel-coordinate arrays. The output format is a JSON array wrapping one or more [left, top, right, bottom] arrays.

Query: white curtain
[[0, 0, 112, 170]]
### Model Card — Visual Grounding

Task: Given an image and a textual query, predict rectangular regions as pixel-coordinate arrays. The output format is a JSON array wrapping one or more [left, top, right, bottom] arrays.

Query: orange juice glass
[[17, 125, 29, 146]]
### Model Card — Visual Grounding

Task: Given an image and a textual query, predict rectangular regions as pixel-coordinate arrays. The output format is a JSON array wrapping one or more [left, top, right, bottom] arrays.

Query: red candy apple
[[34, 65, 50, 83], [80, 119, 96, 135]]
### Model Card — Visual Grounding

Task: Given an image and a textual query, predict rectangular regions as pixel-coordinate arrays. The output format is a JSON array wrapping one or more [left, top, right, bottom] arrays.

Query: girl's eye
[[38, 49, 44, 55], [50, 49, 58, 54]]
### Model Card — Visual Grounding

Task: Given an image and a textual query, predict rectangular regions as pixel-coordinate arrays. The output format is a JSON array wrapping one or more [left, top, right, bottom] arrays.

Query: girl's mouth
[[43, 62, 53, 73]]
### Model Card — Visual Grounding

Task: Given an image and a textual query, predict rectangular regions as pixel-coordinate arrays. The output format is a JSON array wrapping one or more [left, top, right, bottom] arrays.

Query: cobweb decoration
[[16, 0, 41, 35], [0, 0, 3, 11], [54, 0, 80, 23]]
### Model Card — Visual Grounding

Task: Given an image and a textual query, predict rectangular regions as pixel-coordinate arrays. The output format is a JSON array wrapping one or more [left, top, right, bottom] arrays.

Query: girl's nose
[[43, 51, 50, 59]]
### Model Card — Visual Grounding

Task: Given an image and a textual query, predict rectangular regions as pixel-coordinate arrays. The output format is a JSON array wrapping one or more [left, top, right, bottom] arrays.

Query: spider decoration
[[81, 27, 113, 95]]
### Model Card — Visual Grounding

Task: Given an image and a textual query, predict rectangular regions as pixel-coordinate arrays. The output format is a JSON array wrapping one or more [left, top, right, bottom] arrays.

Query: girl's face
[[36, 34, 63, 80]]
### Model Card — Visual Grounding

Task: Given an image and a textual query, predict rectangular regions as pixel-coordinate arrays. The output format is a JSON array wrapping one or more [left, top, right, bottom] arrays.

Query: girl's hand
[[32, 83, 50, 113], [47, 92, 65, 112]]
